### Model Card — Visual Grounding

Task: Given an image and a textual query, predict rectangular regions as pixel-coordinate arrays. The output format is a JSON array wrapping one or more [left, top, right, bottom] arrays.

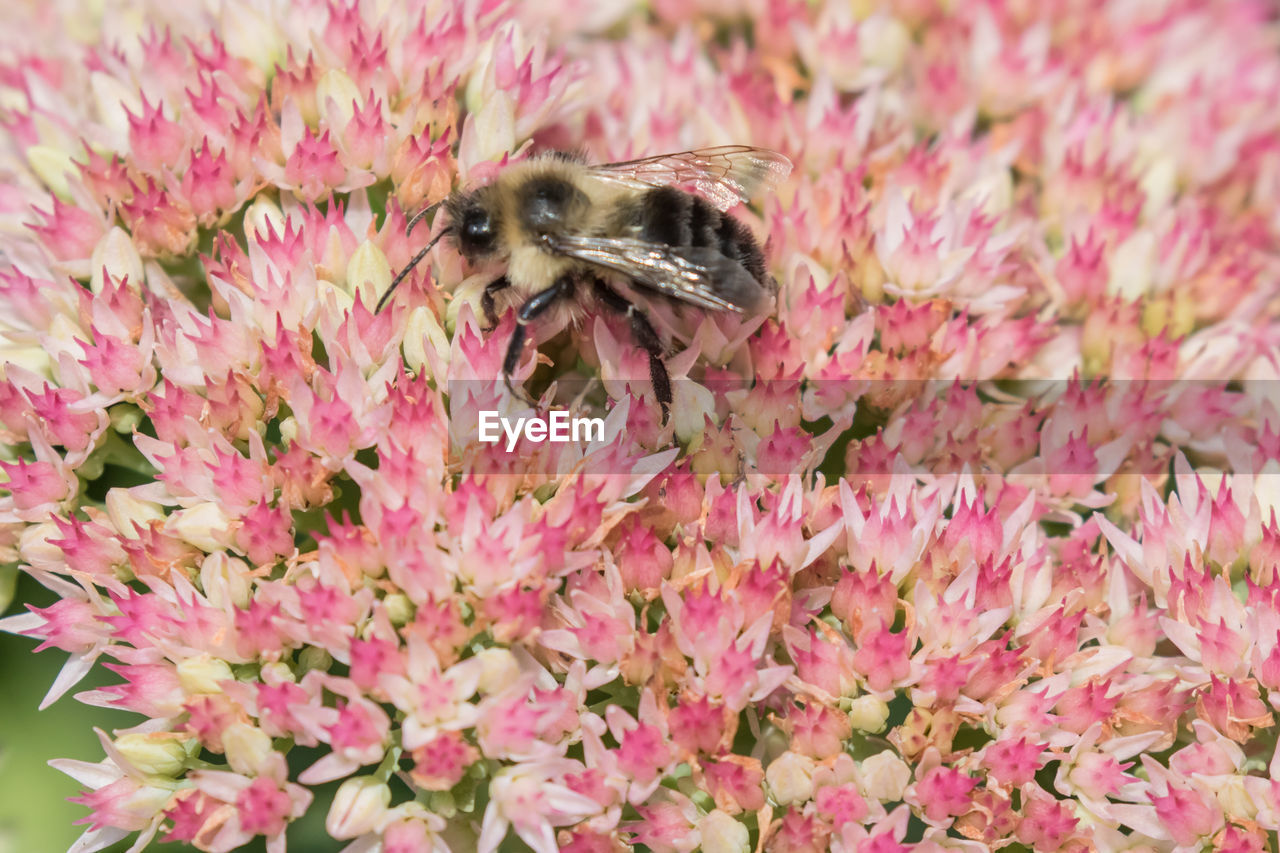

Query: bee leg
[[502, 323, 528, 403], [481, 276, 511, 330], [591, 280, 672, 420], [631, 312, 672, 420], [503, 275, 574, 404]]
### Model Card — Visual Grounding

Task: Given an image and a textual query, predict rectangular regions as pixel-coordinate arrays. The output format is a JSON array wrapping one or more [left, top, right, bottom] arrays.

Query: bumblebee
[[377, 145, 792, 413]]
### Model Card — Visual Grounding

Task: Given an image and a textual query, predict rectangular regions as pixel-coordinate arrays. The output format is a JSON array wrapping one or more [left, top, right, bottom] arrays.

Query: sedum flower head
[[2, 1, 1280, 852]]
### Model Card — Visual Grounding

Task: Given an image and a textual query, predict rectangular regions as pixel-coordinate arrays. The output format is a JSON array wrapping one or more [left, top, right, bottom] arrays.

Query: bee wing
[[547, 233, 768, 313], [588, 145, 793, 211]]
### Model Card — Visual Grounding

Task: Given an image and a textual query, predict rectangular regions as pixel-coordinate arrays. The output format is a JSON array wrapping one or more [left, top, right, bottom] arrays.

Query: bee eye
[[459, 209, 495, 254]]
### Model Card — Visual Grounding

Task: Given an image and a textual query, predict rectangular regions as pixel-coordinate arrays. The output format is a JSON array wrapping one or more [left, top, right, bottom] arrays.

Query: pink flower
[[785, 623, 858, 698], [981, 736, 1046, 788], [851, 624, 912, 692], [667, 692, 733, 756], [701, 756, 766, 814], [627, 790, 700, 853], [767, 808, 831, 853], [479, 760, 603, 853], [235, 776, 297, 838], [614, 514, 674, 591], [908, 762, 978, 825], [1151, 785, 1224, 847], [1015, 792, 1078, 850], [777, 701, 852, 760], [1195, 676, 1274, 743], [27, 196, 105, 265]]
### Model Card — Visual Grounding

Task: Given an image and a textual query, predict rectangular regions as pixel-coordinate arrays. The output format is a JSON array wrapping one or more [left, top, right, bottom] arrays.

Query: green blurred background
[[0, 572, 188, 853], [0, 572, 344, 853]]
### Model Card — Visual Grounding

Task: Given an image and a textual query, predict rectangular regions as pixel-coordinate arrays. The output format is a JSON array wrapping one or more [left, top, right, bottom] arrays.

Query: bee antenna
[[376, 226, 449, 314], [405, 200, 442, 237]]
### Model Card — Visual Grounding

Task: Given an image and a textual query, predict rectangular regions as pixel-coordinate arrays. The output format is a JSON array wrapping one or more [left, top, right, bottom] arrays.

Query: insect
[[375, 145, 793, 415]]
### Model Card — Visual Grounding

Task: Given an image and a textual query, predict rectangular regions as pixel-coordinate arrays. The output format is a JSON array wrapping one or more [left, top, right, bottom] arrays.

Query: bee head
[[448, 192, 500, 260]]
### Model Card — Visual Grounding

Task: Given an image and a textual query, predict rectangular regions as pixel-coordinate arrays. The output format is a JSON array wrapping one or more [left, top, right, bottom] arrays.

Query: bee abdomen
[[637, 187, 768, 285], [715, 211, 767, 284]]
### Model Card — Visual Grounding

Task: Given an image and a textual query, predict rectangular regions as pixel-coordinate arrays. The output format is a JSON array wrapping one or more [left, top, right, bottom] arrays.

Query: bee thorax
[[507, 245, 577, 297]]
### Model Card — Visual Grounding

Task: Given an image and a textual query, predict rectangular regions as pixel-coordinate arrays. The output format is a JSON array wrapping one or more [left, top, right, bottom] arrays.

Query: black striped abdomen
[[633, 186, 768, 284]]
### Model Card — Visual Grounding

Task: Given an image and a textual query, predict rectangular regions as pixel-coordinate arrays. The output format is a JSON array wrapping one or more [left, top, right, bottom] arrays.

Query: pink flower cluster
[[3, 1, 1280, 851]]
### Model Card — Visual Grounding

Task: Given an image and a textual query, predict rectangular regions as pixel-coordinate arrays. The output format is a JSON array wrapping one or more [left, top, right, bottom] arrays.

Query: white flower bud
[[445, 274, 489, 334], [962, 165, 1014, 218], [699, 809, 750, 853], [1140, 154, 1178, 219], [90, 227, 145, 294], [0, 344, 54, 377], [859, 15, 910, 74], [45, 313, 91, 362], [403, 306, 451, 378], [473, 647, 521, 696], [245, 197, 286, 242], [1106, 228, 1157, 301], [0, 83, 24, 113], [27, 145, 78, 200], [848, 694, 890, 733], [765, 751, 818, 806], [1194, 468, 1226, 500], [326, 776, 391, 839], [89, 71, 142, 150], [168, 502, 232, 552], [177, 653, 234, 695], [464, 42, 496, 113], [199, 553, 253, 610], [461, 90, 515, 168], [672, 382, 716, 447], [859, 751, 912, 802], [317, 226, 350, 289], [317, 68, 362, 130], [1255, 459, 1280, 524], [105, 487, 165, 538], [19, 521, 64, 567], [384, 593, 414, 626], [114, 732, 192, 778], [318, 279, 356, 315], [1211, 775, 1257, 820], [219, 1, 283, 73], [260, 661, 297, 684], [223, 722, 274, 776], [345, 240, 392, 306]]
